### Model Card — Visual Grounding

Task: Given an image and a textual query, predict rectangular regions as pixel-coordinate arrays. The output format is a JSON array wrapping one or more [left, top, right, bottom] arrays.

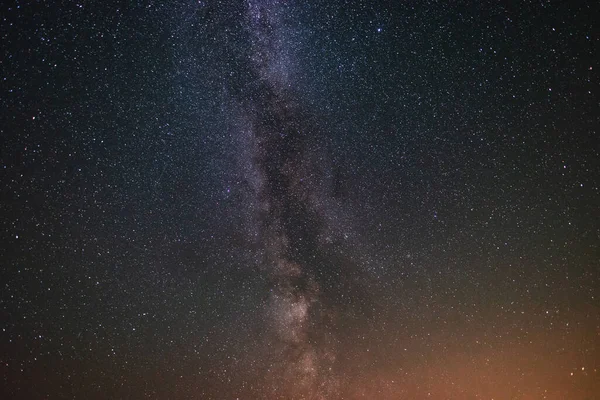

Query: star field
[[1, 1, 599, 399]]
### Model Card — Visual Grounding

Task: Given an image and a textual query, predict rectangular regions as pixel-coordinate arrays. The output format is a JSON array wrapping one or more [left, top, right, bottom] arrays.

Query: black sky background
[[1, 1, 599, 399]]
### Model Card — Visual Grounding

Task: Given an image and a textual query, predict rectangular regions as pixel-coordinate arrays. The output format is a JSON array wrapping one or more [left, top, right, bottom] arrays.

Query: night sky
[[1, 1, 599, 399]]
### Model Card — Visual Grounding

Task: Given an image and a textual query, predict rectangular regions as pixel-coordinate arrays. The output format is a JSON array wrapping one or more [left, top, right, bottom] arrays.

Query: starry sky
[[1, 1, 599, 399]]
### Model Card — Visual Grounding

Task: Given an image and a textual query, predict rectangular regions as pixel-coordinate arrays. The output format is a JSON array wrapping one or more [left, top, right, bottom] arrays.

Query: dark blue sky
[[1, 1, 598, 398]]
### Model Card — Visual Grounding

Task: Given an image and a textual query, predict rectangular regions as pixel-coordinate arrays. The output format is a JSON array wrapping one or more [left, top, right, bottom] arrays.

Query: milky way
[[240, 1, 340, 396], [1, 1, 598, 399]]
